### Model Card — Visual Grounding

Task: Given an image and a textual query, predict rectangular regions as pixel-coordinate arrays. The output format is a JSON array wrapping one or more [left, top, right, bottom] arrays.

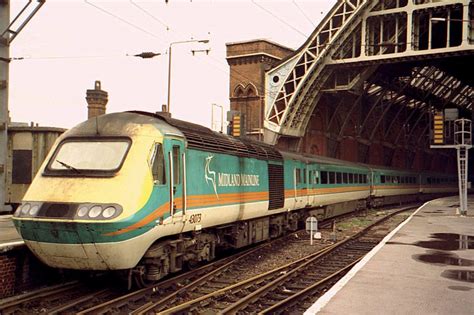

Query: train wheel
[[131, 265, 154, 288]]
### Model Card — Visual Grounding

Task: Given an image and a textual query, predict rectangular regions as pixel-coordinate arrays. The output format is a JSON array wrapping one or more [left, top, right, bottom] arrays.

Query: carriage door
[[294, 162, 308, 209], [168, 138, 186, 223]]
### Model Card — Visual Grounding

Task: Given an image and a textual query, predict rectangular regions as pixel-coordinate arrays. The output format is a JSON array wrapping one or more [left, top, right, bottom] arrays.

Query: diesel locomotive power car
[[12, 111, 458, 286]]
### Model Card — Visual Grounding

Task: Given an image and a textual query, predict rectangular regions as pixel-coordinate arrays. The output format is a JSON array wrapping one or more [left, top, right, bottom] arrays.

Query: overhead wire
[[119, 0, 284, 100], [292, 0, 316, 27], [9, 53, 162, 60], [84, 0, 162, 41], [129, 0, 170, 31], [250, 0, 308, 38]]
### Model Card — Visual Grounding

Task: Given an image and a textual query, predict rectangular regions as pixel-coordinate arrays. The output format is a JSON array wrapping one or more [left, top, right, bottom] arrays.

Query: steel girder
[[264, 0, 376, 143], [264, 0, 473, 145]]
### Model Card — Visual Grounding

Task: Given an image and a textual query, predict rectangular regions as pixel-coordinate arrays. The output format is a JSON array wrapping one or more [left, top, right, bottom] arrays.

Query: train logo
[[205, 155, 219, 199]]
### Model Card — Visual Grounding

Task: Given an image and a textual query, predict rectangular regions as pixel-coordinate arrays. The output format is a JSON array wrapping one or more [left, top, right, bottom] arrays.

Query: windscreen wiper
[[56, 159, 82, 174]]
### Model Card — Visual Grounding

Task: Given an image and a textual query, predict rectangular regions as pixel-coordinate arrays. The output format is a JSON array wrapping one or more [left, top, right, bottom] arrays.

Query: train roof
[[130, 111, 283, 162], [125, 112, 455, 176], [280, 150, 367, 169]]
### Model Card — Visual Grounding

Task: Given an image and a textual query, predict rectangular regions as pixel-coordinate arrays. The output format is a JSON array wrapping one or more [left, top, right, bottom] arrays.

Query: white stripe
[[304, 201, 430, 314], [0, 240, 25, 248]]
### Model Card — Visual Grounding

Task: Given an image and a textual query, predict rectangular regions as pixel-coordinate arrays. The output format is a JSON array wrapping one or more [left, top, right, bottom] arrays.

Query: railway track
[[155, 206, 413, 314], [0, 205, 414, 314], [0, 280, 111, 314], [76, 227, 333, 315]]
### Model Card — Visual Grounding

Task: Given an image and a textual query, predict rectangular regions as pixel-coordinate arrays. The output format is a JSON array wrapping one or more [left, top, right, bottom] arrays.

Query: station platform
[[0, 215, 24, 253], [307, 196, 474, 315]]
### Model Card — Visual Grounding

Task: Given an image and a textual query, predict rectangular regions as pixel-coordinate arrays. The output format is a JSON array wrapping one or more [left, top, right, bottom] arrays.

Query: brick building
[[226, 40, 293, 140]]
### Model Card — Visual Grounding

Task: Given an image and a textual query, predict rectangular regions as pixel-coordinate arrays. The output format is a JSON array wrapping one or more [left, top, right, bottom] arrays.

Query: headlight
[[21, 203, 31, 215], [74, 203, 122, 220], [88, 206, 102, 218], [29, 205, 40, 216], [102, 206, 116, 218], [77, 206, 89, 217]]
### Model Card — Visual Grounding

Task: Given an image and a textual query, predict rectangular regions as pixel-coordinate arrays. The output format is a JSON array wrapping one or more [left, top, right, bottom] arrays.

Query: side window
[[329, 172, 335, 184], [172, 145, 180, 185], [336, 172, 342, 184], [152, 143, 166, 184], [321, 171, 328, 184], [303, 168, 307, 184], [296, 168, 301, 184]]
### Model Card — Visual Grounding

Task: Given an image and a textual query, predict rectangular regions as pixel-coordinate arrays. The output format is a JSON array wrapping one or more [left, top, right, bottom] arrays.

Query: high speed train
[[12, 111, 457, 286]]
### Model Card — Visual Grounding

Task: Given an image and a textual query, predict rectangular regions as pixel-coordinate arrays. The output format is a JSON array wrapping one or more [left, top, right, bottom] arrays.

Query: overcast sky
[[9, 0, 335, 130]]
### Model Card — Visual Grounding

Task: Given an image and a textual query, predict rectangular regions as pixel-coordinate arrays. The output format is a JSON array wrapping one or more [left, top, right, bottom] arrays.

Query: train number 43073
[[189, 214, 202, 224]]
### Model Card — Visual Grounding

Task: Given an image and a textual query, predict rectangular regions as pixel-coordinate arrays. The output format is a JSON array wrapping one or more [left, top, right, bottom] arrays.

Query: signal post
[[430, 109, 472, 216]]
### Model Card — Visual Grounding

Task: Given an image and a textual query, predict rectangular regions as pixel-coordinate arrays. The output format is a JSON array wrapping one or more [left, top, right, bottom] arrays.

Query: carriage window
[[152, 143, 165, 184], [329, 172, 335, 184], [321, 171, 328, 184], [362, 174, 367, 184], [295, 168, 301, 184], [381, 175, 385, 183], [315, 171, 319, 184], [303, 168, 307, 184], [173, 145, 180, 184], [348, 173, 353, 184], [336, 172, 342, 184]]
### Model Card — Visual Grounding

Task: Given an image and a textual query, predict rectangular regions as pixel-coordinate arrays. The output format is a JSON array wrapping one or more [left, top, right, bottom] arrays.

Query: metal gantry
[[0, 0, 10, 212], [0, 0, 44, 211]]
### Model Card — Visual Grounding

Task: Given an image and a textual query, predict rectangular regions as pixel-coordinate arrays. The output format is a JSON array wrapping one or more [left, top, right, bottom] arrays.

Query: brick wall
[[0, 252, 17, 297], [0, 248, 62, 299]]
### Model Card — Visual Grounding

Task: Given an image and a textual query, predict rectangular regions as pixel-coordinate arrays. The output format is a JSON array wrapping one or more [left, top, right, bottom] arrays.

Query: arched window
[[246, 85, 256, 97], [233, 85, 245, 98]]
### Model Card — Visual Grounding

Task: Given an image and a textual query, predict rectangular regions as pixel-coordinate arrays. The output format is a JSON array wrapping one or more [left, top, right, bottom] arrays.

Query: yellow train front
[[12, 112, 187, 274]]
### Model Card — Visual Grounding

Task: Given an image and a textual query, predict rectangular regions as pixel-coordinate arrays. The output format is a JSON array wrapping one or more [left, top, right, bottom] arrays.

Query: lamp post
[[167, 39, 209, 113]]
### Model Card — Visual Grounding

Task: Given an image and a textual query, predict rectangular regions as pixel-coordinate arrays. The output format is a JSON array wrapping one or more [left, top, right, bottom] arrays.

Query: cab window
[[172, 145, 180, 185], [152, 143, 166, 184]]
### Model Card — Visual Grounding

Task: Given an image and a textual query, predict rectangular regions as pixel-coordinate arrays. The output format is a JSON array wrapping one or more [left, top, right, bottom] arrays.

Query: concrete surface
[[307, 196, 474, 315], [0, 215, 24, 252]]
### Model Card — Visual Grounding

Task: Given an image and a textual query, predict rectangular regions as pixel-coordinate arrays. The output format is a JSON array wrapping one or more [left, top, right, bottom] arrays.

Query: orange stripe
[[104, 202, 169, 236], [104, 191, 268, 236]]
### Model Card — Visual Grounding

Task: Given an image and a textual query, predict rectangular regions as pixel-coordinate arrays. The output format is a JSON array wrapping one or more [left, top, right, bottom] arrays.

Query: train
[[12, 111, 458, 286]]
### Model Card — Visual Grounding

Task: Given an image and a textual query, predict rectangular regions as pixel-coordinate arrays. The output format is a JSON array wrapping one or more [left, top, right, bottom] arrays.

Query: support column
[[0, 0, 10, 212]]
